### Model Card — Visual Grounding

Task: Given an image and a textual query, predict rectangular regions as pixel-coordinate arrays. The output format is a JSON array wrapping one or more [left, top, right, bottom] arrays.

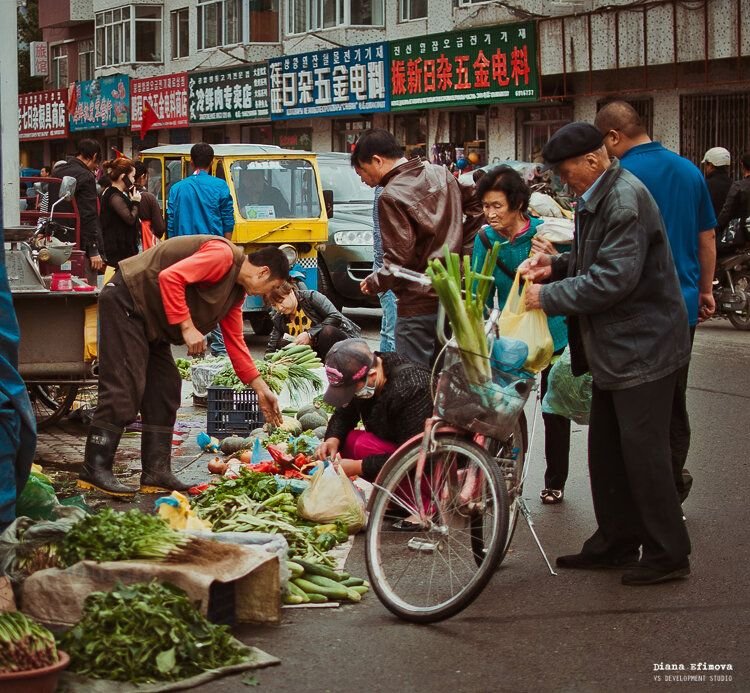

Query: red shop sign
[[131, 73, 189, 131], [18, 89, 68, 140]]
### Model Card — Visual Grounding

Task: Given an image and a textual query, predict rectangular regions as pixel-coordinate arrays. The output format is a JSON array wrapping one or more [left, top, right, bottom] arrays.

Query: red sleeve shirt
[[158, 240, 260, 384]]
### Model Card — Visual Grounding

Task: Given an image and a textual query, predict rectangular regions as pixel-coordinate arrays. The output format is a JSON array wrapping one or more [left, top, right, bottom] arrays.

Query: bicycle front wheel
[[365, 435, 509, 623]]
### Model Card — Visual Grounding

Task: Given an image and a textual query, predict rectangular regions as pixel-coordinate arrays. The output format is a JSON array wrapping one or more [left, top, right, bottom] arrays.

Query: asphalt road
[[206, 312, 749, 693]]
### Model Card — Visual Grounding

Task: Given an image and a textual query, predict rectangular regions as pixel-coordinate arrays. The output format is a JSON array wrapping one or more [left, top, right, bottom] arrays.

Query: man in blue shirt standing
[[595, 101, 717, 503], [166, 142, 235, 355]]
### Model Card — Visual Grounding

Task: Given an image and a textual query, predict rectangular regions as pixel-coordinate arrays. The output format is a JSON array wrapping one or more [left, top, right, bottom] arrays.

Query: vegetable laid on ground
[[0, 611, 59, 673], [58, 581, 249, 684], [283, 559, 369, 605]]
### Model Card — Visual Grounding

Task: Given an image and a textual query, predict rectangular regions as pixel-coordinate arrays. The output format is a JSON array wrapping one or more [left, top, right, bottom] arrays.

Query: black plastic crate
[[206, 386, 265, 439]]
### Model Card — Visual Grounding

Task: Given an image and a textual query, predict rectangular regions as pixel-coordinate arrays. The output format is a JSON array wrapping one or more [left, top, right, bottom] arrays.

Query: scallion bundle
[[426, 243, 501, 385]]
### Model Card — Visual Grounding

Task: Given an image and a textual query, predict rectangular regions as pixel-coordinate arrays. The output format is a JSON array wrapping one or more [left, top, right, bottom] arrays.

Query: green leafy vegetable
[[0, 611, 58, 673], [59, 508, 189, 566], [59, 581, 249, 683]]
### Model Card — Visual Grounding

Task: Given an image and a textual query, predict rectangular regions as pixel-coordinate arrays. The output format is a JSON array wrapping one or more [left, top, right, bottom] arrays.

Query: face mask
[[354, 372, 376, 399]]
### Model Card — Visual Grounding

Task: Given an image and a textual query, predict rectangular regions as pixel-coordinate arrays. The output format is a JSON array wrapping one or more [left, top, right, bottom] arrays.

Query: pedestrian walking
[[352, 129, 464, 367], [78, 238, 288, 498], [100, 157, 141, 270], [702, 147, 733, 218], [595, 101, 717, 503], [521, 122, 692, 586], [53, 139, 106, 284], [471, 165, 571, 505], [372, 185, 396, 352], [133, 160, 165, 248], [166, 142, 235, 356]]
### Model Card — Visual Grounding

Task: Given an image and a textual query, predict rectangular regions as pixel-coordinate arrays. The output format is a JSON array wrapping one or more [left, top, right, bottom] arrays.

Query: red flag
[[67, 83, 78, 115], [140, 99, 159, 138], [111, 146, 125, 159]]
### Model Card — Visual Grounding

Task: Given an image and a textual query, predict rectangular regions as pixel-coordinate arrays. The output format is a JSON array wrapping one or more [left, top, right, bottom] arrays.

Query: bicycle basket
[[434, 345, 534, 440]]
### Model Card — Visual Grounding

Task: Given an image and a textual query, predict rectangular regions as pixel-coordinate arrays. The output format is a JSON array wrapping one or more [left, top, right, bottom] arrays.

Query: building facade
[[19, 0, 750, 177]]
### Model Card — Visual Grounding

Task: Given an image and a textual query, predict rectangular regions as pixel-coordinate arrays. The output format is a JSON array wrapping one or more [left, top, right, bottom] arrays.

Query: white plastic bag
[[297, 463, 366, 533], [535, 217, 575, 244]]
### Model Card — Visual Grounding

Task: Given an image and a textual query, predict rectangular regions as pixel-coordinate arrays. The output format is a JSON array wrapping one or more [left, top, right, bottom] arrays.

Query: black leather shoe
[[140, 424, 192, 494], [78, 423, 137, 498], [621, 564, 690, 586], [556, 552, 640, 570]]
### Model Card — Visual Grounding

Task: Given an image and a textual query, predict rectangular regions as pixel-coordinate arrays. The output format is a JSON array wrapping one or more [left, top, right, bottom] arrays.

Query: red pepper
[[267, 445, 294, 466], [248, 461, 280, 475], [293, 453, 310, 468], [187, 482, 212, 496]]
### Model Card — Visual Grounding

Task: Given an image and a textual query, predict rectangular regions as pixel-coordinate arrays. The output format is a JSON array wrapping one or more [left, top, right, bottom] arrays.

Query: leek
[[425, 242, 501, 385]]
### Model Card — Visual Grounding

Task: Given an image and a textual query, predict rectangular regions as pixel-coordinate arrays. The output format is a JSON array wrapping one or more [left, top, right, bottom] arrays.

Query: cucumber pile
[[284, 559, 369, 605]]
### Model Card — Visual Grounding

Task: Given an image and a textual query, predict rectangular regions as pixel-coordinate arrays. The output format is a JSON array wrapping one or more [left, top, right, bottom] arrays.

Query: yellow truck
[[139, 144, 329, 334]]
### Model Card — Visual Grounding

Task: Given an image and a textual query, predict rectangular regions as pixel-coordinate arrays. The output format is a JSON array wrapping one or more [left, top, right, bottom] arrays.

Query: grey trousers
[[395, 313, 438, 368]]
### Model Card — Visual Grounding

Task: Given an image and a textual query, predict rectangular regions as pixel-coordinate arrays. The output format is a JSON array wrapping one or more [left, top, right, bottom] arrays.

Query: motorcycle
[[712, 244, 750, 330]]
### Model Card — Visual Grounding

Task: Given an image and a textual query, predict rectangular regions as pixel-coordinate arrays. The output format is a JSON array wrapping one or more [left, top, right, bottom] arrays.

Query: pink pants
[[341, 430, 397, 461]]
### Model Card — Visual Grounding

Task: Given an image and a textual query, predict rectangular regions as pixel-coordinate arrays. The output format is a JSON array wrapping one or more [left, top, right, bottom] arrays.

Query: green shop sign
[[389, 21, 538, 110]]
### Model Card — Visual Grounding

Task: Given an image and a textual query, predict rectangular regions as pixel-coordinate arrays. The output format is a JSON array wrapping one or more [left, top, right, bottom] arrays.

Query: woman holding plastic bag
[[471, 165, 572, 505]]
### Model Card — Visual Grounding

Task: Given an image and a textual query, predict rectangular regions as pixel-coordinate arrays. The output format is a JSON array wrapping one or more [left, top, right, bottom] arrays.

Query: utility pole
[[0, 0, 20, 227]]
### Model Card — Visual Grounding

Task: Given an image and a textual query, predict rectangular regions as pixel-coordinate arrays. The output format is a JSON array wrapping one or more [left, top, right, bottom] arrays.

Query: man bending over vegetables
[[78, 236, 288, 498], [315, 339, 432, 482]]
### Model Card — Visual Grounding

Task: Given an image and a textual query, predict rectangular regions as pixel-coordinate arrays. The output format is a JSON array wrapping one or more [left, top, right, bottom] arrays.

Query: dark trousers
[[582, 371, 691, 570], [670, 326, 696, 501], [540, 361, 571, 490], [92, 274, 182, 430], [395, 313, 438, 368]]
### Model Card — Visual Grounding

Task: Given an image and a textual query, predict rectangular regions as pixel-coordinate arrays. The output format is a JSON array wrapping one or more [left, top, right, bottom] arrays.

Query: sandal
[[392, 518, 423, 531], [540, 489, 564, 504]]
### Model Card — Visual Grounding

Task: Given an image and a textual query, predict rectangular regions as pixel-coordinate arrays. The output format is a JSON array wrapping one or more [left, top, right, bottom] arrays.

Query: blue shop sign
[[70, 75, 131, 131], [269, 42, 389, 121]]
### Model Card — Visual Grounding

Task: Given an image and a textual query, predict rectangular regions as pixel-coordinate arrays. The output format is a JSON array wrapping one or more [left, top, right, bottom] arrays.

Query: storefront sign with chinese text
[[269, 42, 389, 120], [131, 73, 188, 131], [188, 63, 270, 123], [18, 89, 67, 140], [70, 75, 130, 131], [390, 22, 538, 110], [30, 42, 49, 77]]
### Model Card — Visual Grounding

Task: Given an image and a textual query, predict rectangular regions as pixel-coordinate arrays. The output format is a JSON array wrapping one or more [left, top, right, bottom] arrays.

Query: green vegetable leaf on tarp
[[156, 647, 176, 674]]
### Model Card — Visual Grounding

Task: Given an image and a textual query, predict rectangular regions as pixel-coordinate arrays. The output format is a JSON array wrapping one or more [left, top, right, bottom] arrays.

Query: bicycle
[[364, 265, 555, 623]]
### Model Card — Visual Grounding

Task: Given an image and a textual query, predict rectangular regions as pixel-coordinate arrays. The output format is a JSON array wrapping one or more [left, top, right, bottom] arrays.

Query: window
[[400, 0, 426, 21], [171, 8, 189, 58], [287, 0, 383, 33], [78, 39, 94, 80], [51, 44, 68, 89], [95, 5, 163, 67], [198, 0, 241, 49], [198, 0, 278, 47]]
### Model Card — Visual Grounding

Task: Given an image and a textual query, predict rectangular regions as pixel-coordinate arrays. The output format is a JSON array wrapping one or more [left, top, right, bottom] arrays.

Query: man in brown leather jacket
[[351, 129, 464, 367]]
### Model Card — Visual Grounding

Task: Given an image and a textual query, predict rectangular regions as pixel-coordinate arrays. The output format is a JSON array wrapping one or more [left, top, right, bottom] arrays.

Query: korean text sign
[[269, 42, 389, 120], [131, 74, 189, 131], [188, 63, 270, 123], [19, 89, 67, 140], [390, 22, 538, 110], [70, 75, 130, 131]]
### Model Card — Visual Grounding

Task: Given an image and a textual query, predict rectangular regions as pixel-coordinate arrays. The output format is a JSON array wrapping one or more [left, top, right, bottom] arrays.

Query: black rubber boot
[[140, 424, 192, 493], [78, 423, 137, 498]]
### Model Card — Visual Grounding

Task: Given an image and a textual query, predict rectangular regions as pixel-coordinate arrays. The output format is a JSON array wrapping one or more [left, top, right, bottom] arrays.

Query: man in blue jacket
[[595, 101, 716, 503], [166, 142, 234, 239], [166, 142, 235, 354]]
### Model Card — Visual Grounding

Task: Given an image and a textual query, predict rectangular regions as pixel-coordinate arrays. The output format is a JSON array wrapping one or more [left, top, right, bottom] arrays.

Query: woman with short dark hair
[[472, 165, 572, 505]]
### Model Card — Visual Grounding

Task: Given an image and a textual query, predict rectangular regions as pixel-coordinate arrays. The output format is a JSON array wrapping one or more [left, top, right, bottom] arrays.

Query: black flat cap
[[541, 122, 605, 171]]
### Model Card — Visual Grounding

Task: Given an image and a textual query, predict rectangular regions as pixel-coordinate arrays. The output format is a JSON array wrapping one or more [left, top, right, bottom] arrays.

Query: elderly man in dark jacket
[[351, 129, 464, 367], [522, 122, 692, 587]]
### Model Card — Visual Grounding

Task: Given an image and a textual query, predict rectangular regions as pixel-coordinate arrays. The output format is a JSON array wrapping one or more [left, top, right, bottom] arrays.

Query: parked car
[[316, 152, 378, 309]]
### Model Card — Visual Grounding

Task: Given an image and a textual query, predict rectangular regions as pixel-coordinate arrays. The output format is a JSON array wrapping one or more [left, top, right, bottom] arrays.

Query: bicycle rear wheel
[[365, 434, 509, 623]]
